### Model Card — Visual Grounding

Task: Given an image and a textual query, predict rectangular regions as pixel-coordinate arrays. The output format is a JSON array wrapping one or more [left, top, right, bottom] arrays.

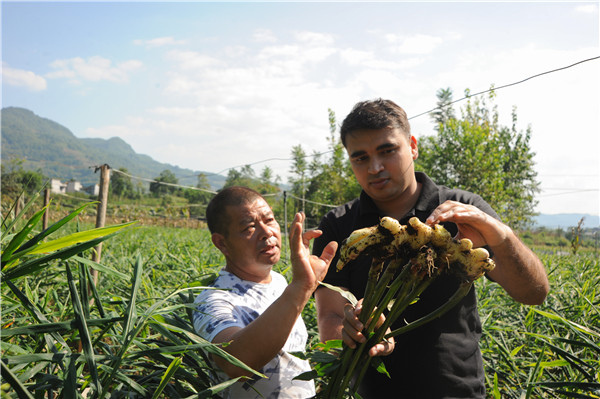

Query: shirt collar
[[358, 172, 442, 222]]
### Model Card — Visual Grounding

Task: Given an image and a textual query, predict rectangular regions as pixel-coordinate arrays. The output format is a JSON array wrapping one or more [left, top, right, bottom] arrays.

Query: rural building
[[50, 179, 97, 196], [50, 179, 66, 194]]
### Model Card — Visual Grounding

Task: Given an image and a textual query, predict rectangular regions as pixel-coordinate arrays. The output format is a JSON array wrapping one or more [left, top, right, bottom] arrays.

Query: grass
[[1, 202, 599, 398]]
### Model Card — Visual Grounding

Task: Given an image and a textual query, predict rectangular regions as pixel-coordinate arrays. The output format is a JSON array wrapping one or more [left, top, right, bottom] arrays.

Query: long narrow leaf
[[72, 255, 129, 280], [98, 254, 144, 399], [1, 353, 109, 366], [532, 308, 600, 337], [5, 280, 69, 350], [197, 377, 244, 399], [1, 190, 41, 239], [2, 316, 124, 337], [2, 228, 131, 281], [78, 259, 90, 319], [0, 359, 35, 399], [16, 201, 98, 255], [13, 221, 137, 257], [84, 259, 108, 319], [1, 206, 47, 265], [66, 264, 100, 393], [122, 254, 143, 341], [151, 356, 182, 399], [62, 350, 80, 399]]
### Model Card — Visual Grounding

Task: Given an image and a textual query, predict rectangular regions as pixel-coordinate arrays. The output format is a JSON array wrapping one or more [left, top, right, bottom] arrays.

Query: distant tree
[[1, 159, 46, 200], [149, 170, 179, 196], [569, 217, 585, 255], [182, 172, 214, 217], [284, 109, 361, 227], [288, 145, 309, 215], [260, 166, 273, 184], [301, 109, 361, 226], [224, 165, 260, 190], [416, 88, 540, 229], [197, 173, 210, 190], [110, 168, 135, 199], [430, 87, 456, 128], [257, 166, 280, 195]]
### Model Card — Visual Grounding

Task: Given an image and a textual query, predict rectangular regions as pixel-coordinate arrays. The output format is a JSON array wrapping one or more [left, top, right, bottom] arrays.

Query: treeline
[[3, 88, 543, 231]]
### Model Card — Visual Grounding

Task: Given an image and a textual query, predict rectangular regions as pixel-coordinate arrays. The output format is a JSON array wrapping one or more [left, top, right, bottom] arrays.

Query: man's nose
[[368, 157, 384, 174], [257, 222, 275, 239]]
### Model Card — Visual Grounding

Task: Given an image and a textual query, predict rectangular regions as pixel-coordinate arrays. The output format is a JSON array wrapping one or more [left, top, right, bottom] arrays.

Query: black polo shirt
[[313, 172, 498, 398]]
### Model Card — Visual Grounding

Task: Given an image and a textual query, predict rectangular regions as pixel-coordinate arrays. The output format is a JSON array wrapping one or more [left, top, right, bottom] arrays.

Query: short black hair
[[206, 186, 263, 235], [340, 98, 411, 146]]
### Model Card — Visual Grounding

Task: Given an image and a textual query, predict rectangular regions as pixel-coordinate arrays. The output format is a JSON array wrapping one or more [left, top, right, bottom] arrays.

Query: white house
[[83, 184, 100, 196], [50, 179, 96, 195], [50, 179, 66, 194], [66, 181, 83, 193]]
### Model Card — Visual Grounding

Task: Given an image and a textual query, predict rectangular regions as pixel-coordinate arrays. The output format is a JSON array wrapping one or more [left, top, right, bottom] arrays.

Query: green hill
[[1, 107, 225, 189]]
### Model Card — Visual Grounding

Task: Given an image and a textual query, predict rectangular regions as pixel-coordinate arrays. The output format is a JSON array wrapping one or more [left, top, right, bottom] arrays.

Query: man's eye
[[352, 156, 367, 163]]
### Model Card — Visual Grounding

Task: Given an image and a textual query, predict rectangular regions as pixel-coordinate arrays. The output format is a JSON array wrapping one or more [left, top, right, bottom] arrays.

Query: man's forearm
[[214, 283, 311, 378], [317, 313, 345, 342], [488, 232, 549, 305]]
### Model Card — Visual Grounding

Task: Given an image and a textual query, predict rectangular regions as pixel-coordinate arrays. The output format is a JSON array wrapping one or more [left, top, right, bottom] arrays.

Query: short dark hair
[[206, 186, 264, 235], [340, 98, 411, 147]]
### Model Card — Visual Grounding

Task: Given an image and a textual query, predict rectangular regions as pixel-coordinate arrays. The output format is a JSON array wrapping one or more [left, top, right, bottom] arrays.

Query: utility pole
[[91, 164, 110, 286]]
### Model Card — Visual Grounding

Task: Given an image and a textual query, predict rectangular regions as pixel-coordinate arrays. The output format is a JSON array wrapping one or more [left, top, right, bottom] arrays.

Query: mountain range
[[534, 213, 599, 229], [1, 107, 225, 189]]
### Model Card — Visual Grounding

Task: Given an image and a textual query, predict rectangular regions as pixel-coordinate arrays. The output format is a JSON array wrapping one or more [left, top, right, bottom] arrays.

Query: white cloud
[[253, 29, 277, 43], [575, 4, 598, 14], [133, 36, 186, 48], [2, 63, 47, 91], [46, 56, 143, 83], [166, 50, 223, 70], [339, 48, 424, 70], [294, 31, 335, 46], [338, 48, 373, 65], [386, 33, 444, 55]]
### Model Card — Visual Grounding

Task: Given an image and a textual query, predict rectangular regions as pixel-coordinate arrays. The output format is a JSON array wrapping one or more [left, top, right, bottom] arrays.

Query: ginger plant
[[318, 216, 495, 399]]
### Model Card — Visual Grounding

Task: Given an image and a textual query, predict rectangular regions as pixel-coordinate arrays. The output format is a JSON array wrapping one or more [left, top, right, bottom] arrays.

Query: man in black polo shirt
[[312, 99, 549, 398]]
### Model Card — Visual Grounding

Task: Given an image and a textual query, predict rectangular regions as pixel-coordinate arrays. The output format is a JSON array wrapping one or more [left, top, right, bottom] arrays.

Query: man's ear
[[211, 233, 228, 257], [410, 135, 419, 161]]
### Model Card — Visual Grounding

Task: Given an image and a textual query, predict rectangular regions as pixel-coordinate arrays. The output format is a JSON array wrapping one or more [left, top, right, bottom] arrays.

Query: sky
[[2, 1, 599, 216]]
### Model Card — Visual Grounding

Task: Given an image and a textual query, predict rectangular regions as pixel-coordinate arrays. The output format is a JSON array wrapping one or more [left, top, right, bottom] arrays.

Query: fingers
[[427, 200, 490, 226], [342, 302, 365, 348], [427, 200, 472, 224], [368, 336, 395, 357], [302, 229, 323, 242], [341, 299, 395, 357], [289, 213, 303, 256], [426, 201, 508, 248], [320, 241, 338, 264]]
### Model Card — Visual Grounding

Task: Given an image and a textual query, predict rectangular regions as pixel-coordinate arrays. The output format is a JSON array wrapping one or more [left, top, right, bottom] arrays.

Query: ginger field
[[1, 211, 599, 398]]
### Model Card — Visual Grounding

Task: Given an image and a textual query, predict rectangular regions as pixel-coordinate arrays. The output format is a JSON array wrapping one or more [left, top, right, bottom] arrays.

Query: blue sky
[[2, 1, 599, 216]]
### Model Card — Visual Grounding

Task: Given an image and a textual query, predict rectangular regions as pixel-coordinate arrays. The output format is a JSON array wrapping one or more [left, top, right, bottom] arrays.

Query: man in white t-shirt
[[193, 186, 338, 398]]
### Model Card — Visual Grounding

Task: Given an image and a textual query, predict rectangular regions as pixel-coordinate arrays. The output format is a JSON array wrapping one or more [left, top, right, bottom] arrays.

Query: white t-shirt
[[193, 269, 316, 399]]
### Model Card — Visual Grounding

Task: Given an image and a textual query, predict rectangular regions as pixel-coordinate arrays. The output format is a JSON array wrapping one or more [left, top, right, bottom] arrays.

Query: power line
[[94, 167, 342, 208], [204, 150, 335, 178], [110, 167, 218, 194], [286, 192, 340, 209], [408, 55, 600, 120], [538, 189, 598, 198]]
